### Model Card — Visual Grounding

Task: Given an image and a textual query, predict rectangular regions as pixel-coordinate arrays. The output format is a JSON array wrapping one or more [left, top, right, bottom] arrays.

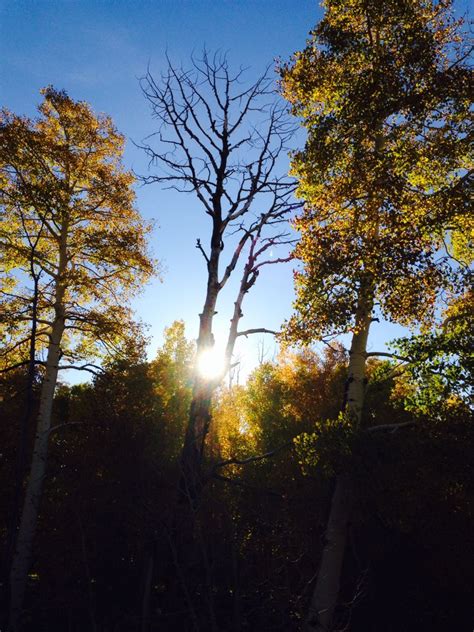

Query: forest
[[0, 1, 473, 631]]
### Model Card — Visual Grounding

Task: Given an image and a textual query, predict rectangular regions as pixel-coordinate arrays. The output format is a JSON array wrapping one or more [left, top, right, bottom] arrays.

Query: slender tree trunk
[[173, 224, 231, 629], [179, 220, 222, 504], [2, 269, 40, 625], [8, 227, 68, 632], [304, 285, 373, 632], [180, 305, 218, 504], [224, 259, 253, 370], [181, 242, 257, 503], [7, 314, 65, 631]]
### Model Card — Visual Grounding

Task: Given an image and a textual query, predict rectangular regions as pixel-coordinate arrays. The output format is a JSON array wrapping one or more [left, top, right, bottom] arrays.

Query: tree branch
[[236, 328, 278, 338], [365, 351, 409, 362], [214, 441, 293, 469], [195, 238, 210, 266]]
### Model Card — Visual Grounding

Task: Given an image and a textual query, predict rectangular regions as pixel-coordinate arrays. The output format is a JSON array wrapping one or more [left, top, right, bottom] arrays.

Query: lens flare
[[196, 347, 226, 380]]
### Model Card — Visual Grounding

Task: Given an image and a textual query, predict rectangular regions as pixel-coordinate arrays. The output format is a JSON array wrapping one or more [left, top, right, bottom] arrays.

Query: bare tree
[[140, 51, 299, 501]]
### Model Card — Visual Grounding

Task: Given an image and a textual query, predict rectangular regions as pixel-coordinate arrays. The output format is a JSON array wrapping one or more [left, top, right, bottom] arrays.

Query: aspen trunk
[[181, 251, 252, 502], [3, 268, 40, 624], [304, 287, 373, 632], [7, 314, 65, 631], [8, 225, 68, 632]]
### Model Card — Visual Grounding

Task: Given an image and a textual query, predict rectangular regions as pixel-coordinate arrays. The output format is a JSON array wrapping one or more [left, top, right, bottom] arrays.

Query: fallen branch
[[48, 421, 106, 437]]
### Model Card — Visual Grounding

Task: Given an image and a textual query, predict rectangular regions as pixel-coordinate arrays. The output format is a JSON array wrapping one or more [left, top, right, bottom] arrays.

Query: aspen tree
[[1, 88, 155, 630], [281, 1, 472, 629]]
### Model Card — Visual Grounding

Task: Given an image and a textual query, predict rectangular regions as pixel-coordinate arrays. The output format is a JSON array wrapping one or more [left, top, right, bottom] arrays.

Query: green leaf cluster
[[294, 411, 355, 477]]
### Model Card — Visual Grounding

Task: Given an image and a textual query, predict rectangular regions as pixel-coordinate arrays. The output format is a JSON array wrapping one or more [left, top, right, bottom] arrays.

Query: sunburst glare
[[196, 346, 226, 381]]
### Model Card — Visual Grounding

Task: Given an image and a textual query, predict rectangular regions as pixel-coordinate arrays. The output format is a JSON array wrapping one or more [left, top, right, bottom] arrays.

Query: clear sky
[[1, 0, 469, 379]]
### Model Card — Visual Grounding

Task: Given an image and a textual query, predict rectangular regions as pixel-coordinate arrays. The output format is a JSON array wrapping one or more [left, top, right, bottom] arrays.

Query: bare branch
[[57, 363, 104, 375], [195, 238, 210, 266], [236, 328, 278, 338], [365, 351, 409, 362], [47, 421, 104, 437], [0, 360, 44, 374], [214, 442, 292, 469], [139, 51, 298, 491]]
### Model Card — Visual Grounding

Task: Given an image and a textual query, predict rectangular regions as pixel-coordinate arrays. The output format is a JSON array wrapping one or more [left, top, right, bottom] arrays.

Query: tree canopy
[[1, 87, 155, 371], [280, 0, 472, 341], [0, 4, 473, 631]]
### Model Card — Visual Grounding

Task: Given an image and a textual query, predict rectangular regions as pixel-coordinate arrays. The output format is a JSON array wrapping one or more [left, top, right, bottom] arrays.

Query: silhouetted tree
[[140, 51, 299, 501]]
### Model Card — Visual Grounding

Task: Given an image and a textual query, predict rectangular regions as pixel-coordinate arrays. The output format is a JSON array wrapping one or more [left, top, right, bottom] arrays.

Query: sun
[[196, 346, 226, 381]]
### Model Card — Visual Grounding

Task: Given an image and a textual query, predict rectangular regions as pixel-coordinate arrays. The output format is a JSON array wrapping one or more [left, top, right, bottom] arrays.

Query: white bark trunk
[[8, 316, 65, 631], [304, 286, 373, 632], [8, 225, 68, 632], [304, 474, 353, 632]]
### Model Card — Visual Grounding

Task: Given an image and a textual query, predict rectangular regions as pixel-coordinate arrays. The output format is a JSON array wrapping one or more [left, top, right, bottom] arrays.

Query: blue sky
[[2, 0, 467, 378]]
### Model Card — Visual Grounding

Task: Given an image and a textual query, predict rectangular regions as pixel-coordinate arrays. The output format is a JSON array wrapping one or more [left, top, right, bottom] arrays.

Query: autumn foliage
[[0, 2, 473, 631]]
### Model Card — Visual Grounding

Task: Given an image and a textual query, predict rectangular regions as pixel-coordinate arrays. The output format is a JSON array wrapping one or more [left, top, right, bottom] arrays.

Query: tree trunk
[[180, 375, 215, 504], [179, 217, 223, 504], [8, 226, 68, 632], [304, 285, 373, 632], [224, 257, 255, 371], [2, 268, 40, 625], [7, 313, 65, 631], [179, 290, 218, 504]]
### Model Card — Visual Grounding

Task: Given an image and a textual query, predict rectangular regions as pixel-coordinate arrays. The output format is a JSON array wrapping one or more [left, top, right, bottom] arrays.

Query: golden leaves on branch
[[280, 0, 472, 346], [0, 87, 157, 369]]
